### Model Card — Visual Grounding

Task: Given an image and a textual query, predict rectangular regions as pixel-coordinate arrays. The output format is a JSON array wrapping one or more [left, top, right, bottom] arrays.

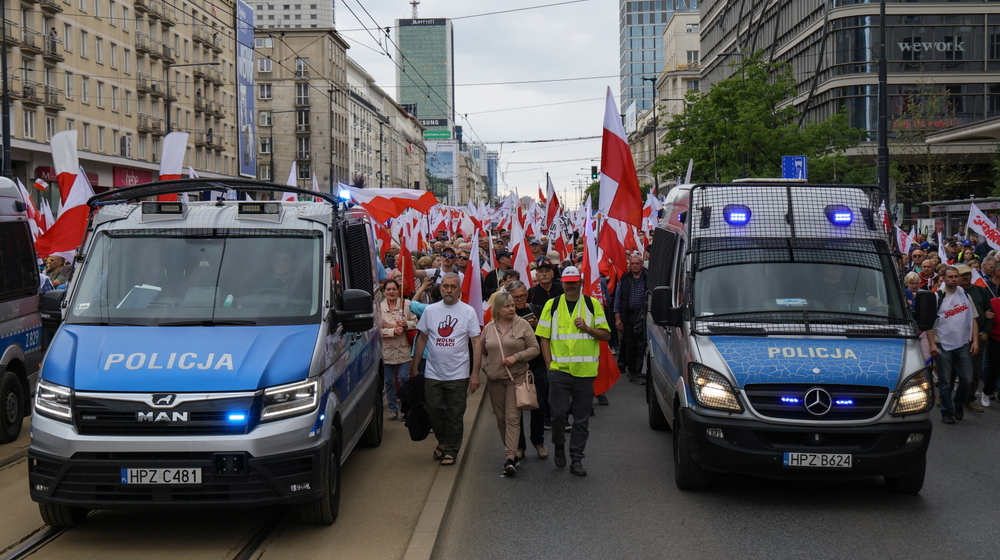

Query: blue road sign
[[782, 156, 808, 180]]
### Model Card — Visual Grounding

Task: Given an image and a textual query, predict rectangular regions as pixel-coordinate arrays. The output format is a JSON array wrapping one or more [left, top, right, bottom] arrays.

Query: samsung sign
[[898, 41, 965, 53]]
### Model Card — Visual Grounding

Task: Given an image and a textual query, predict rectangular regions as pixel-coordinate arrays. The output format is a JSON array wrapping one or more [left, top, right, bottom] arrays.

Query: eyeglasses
[[512, 294, 528, 300], [457, 256, 468, 260]]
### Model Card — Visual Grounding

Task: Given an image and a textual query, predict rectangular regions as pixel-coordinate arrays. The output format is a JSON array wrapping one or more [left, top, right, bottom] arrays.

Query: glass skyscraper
[[620, 0, 699, 112], [395, 18, 455, 136]]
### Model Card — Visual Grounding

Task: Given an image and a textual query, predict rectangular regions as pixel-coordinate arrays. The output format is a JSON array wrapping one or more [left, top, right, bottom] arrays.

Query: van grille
[[74, 395, 260, 436], [743, 383, 889, 421]]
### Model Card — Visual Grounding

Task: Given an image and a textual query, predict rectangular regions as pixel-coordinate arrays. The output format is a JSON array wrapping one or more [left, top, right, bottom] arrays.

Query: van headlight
[[688, 363, 743, 413], [891, 367, 934, 416], [261, 379, 320, 421], [35, 380, 73, 422]]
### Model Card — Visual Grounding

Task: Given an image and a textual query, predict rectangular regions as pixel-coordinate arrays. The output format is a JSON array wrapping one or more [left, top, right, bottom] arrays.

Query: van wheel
[[300, 436, 341, 525], [647, 368, 669, 431], [884, 458, 926, 494], [38, 503, 88, 528], [0, 370, 25, 443], [673, 410, 709, 490], [358, 380, 383, 448]]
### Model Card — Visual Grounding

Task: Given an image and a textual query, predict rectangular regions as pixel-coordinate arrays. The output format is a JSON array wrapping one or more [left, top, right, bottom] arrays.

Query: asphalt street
[[436, 377, 1000, 560]]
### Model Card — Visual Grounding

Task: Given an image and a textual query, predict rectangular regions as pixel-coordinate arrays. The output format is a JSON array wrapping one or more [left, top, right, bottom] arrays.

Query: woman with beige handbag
[[479, 292, 540, 476]]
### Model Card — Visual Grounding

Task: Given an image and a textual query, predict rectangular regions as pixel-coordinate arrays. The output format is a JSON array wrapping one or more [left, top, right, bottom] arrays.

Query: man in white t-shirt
[[411, 273, 482, 465], [927, 266, 980, 424]]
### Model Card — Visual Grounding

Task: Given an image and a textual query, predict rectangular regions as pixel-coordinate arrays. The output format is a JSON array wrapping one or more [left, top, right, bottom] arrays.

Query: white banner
[[966, 202, 1000, 251], [896, 226, 915, 254]]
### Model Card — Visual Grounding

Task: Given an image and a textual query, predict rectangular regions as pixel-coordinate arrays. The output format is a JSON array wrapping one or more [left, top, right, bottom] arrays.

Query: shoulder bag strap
[[492, 322, 516, 382]]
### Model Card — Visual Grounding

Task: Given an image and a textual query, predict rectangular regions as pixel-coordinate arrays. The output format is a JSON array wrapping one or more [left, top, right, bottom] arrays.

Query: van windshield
[[67, 230, 323, 326]]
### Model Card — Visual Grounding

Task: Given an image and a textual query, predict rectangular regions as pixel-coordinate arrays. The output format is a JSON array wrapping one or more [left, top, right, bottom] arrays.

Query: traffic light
[[591, 166, 598, 180]]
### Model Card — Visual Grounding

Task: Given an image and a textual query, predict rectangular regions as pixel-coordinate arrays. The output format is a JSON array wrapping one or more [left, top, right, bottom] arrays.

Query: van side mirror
[[914, 290, 937, 332], [649, 286, 682, 327], [339, 288, 375, 333], [39, 290, 67, 330]]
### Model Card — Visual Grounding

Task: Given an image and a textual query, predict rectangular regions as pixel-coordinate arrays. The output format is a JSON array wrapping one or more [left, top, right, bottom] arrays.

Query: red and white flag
[[972, 268, 989, 288], [157, 131, 189, 201], [33, 178, 48, 191], [49, 130, 79, 207], [15, 179, 40, 241], [896, 226, 916, 254], [580, 205, 621, 396], [344, 185, 438, 224], [40, 198, 55, 231], [538, 186, 546, 204], [966, 202, 1000, 251], [509, 211, 533, 287], [461, 232, 485, 326], [545, 173, 560, 228], [34, 165, 95, 257], [598, 87, 643, 228]]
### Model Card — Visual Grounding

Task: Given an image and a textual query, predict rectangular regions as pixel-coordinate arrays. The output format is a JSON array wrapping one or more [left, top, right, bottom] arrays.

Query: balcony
[[137, 113, 153, 133], [194, 96, 207, 113], [160, 4, 176, 26], [134, 0, 151, 13], [20, 29, 43, 54], [42, 36, 63, 62], [295, 123, 310, 134], [192, 67, 205, 81], [195, 131, 222, 150], [147, 0, 163, 20], [136, 32, 151, 55], [149, 117, 165, 136], [194, 131, 207, 147], [148, 38, 163, 60], [152, 151, 160, 163], [192, 26, 210, 46], [165, 84, 177, 101], [20, 80, 43, 104], [43, 86, 64, 109], [39, 0, 62, 12], [136, 72, 154, 94], [160, 43, 175, 64], [209, 100, 225, 118], [3, 21, 19, 46], [296, 152, 311, 161], [210, 35, 223, 53], [147, 78, 165, 98], [206, 67, 223, 86]]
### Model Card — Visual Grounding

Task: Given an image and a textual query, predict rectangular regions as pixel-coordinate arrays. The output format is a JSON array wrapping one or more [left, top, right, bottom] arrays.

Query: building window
[[295, 57, 308, 77], [124, 49, 131, 73], [686, 50, 699, 64], [259, 110, 271, 126], [63, 24, 72, 52], [64, 72, 73, 98], [297, 162, 310, 179], [122, 7, 129, 32], [108, 1, 115, 24], [259, 164, 272, 181], [295, 83, 308, 104], [687, 80, 699, 91], [254, 37, 273, 48], [259, 83, 272, 99], [65, 119, 74, 131], [112, 130, 119, 154], [259, 136, 271, 153], [258, 57, 272, 72], [81, 77, 90, 103], [110, 43, 118, 68], [22, 110, 34, 139], [138, 136, 146, 159], [97, 81, 104, 108], [96, 37, 104, 63], [45, 115, 56, 141], [98, 126, 105, 152], [686, 24, 699, 33], [80, 31, 88, 58], [82, 123, 90, 149], [78, 0, 86, 11], [124, 90, 132, 115]]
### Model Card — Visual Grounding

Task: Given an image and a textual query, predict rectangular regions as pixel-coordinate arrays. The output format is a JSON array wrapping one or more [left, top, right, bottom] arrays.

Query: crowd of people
[[902, 231, 1000, 424], [378, 228, 649, 477]]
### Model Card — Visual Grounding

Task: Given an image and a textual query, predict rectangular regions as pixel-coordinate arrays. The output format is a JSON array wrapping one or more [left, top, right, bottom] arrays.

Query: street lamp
[[166, 62, 220, 133]]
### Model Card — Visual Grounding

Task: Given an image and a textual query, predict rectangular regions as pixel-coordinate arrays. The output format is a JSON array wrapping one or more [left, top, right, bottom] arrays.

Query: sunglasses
[[442, 254, 456, 259]]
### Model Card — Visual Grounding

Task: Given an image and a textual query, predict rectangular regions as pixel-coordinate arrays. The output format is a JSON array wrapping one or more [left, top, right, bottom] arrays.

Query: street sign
[[781, 156, 807, 180], [423, 130, 451, 139]]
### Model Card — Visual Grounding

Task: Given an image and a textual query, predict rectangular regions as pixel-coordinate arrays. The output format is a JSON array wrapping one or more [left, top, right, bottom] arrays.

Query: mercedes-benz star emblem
[[803, 387, 832, 416]]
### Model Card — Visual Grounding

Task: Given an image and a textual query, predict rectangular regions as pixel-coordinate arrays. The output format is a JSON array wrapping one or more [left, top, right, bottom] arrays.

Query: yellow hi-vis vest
[[535, 295, 610, 378]]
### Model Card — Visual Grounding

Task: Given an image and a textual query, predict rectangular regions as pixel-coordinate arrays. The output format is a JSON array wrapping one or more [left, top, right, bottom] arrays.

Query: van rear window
[[0, 221, 39, 303]]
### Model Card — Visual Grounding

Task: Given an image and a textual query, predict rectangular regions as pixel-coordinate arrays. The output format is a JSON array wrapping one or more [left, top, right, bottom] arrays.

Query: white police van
[[646, 182, 935, 492], [0, 177, 43, 443], [29, 179, 383, 527]]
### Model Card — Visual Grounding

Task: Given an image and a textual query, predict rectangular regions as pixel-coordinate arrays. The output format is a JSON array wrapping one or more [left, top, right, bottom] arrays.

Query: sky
[[335, 0, 619, 209]]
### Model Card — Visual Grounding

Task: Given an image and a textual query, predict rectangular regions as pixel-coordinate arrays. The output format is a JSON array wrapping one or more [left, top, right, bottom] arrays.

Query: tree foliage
[[650, 53, 869, 184]]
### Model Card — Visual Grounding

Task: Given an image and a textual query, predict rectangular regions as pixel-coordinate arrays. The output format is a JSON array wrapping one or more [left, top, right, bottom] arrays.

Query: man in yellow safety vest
[[535, 266, 611, 476]]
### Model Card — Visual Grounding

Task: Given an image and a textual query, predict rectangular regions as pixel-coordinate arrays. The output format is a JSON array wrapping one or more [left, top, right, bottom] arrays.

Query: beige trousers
[[487, 375, 521, 461]]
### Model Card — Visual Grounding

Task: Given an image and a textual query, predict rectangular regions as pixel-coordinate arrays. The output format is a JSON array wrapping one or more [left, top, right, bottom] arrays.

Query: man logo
[[137, 411, 189, 422], [153, 394, 176, 406]]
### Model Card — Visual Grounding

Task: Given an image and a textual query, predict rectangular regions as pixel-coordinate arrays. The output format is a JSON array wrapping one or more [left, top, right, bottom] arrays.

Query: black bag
[[398, 373, 431, 441]]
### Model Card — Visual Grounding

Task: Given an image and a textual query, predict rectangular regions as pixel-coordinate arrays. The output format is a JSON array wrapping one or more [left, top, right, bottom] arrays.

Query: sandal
[[440, 455, 456, 466], [433, 446, 446, 461]]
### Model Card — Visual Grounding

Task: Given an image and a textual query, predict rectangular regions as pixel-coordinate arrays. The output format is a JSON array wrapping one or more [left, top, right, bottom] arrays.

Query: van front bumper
[[683, 408, 932, 480]]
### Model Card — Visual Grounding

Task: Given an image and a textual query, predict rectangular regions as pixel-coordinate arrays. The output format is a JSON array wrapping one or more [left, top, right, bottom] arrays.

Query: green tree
[[650, 53, 866, 184]]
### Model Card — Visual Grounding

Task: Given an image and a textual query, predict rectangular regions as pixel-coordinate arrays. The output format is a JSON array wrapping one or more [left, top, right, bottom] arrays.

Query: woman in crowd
[[479, 292, 540, 476], [416, 256, 434, 271], [380, 279, 416, 421], [903, 272, 919, 311]]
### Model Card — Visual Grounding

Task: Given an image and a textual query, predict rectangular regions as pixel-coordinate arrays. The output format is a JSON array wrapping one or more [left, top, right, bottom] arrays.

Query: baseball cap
[[536, 261, 555, 272], [962, 239, 973, 246], [561, 266, 582, 282], [495, 250, 511, 259], [957, 264, 973, 275], [919, 242, 931, 250], [529, 238, 541, 246]]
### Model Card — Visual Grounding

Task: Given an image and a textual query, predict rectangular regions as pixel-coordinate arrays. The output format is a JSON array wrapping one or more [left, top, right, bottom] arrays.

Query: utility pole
[[876, 0, 890, 202], [642, 76, 658, 195], [1, 0, 11, 179]]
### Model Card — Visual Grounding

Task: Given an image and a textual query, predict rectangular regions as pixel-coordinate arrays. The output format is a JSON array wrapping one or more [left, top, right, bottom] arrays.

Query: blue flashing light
[[781, 397, 801, 404], [338, 188, 352, 201], [825, 205, 853, 226], [228, 413, 247, 422], [835, 399, 854, 406], [319, 414, 326, 421], [723, 204, 752, 226]]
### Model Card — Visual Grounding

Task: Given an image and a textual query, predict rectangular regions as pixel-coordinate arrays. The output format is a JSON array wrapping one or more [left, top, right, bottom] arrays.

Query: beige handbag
[[493, 322, 538, 411]]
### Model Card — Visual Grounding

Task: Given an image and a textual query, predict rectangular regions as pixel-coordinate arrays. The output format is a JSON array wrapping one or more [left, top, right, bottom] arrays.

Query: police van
[[0, 177, 43, 443], [645, 182, 936, 492], [29, 179, 383, 527]]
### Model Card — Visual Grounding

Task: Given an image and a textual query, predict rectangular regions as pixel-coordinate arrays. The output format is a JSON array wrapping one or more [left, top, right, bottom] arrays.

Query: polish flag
[[40, 198, 55, 231], [461, 232, 485, 326], [34, 165, 95, 257], [49, 130, 79, 206], [33, 178, 48, 191], [598, 215, 629, 280], [598, 87, 643, 228], [545, 174, 560, 227], [281, 162, 298, 202], [538, 186, 546, 204], [16, 179, 40, 241], [972, 268, 989, 288], [157, 132, 189, 201], [344, 185, 438, 224], [400, 231, 416, 297], [580, 204, 621, 396], [509, 212, 533, 287], [373, 221, 393, 261]]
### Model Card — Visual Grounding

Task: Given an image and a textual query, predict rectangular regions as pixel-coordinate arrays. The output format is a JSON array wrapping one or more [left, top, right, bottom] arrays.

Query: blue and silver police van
[[646, 182, 936, 492], [29, 179, 383, 527], [0, 177, 43, 444]]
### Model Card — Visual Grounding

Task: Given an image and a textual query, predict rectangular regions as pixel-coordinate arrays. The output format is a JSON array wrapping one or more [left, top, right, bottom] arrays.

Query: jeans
[[383, 362, 410, 413], [517, 366, 550, 449], [617, 310, 647, 377], [548, 369, 595, 462], [425, 377, 470, 456], [937, 343, 973, 416]]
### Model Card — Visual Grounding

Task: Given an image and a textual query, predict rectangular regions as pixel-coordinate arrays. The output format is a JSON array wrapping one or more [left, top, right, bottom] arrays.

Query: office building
[[248, 0, 334, 29], [394, 17, 454, 138], [620, 0, 699, 113]]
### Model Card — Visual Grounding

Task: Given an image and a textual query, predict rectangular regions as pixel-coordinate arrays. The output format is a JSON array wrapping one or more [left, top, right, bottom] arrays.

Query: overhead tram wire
[[334, 0, 593, 31]]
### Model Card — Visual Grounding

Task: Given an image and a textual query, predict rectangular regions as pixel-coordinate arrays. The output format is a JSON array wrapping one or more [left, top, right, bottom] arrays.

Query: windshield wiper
[[69, 321, 148, 326], [157, 320, 258, 326]]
